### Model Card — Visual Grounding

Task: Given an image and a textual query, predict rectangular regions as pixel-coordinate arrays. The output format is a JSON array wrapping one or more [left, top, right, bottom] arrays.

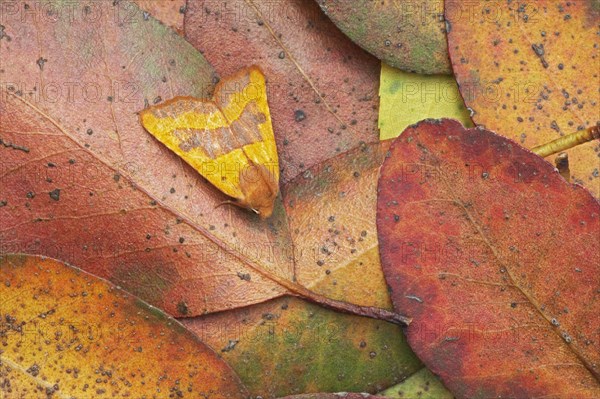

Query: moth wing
[[139, 97, 246, 200], [213, 66, 279, 194]]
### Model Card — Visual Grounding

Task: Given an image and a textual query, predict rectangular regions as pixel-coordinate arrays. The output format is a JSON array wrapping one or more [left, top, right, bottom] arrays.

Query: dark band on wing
[[176, 101, 267, 159]]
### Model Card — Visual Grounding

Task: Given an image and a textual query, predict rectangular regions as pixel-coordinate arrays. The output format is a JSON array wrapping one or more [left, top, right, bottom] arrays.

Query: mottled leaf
[[0, 2, 419, 395], [135, 0, 186, 32], [0, 0, 293, 317], [184, 0, 381, 183], [378, 369, 453, 399], [379, 63, 472, 140], [316, 0, 451, 75], [278, 394, 384, 399], [377, 119, 600, 398], [0, 254, 247, 398], [446, 0, 600, 196], [182, 143, 422, 397]]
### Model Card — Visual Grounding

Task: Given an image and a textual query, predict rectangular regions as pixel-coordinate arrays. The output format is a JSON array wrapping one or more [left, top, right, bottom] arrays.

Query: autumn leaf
[[134, 0, 187, 32], [378, 63, 472, 140], [377, 119, 600, 397], [446, 0, 600, 196], [0, 1, 418, 395], [378, 369, 453, 399], [316, 0, 451, 75], [0, 254, 247, 398], [184, 0, 381, 183], [278, 394, 384, 399], [182, 143, 421, 397]]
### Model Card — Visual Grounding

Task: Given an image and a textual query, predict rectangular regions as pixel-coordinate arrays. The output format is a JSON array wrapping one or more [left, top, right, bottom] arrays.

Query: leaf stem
[[257, 266, 411, 326], [290, 289, 413, 326], [531, 124, 600, 157]]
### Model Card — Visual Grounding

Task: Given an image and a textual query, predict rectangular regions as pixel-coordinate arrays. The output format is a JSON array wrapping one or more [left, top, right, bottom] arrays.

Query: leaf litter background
[[0, 254, 247, 398], [0, 0, 598, 398], [0, 0, 424, 396]]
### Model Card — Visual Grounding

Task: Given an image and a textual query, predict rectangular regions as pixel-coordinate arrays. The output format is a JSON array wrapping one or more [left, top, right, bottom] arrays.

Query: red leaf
[[377, 119, 600, 397], [184, 0, 380, 182]]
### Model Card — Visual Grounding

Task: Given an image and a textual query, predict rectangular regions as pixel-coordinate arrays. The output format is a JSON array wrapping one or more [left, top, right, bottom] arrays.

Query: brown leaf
[[377, 119, 600, 397], [446, 0, 600, 196], [184, 0, 381, 183], [316, 0, 451, 74], [0, 0, 403, 323], [0, 254, 247, 398]]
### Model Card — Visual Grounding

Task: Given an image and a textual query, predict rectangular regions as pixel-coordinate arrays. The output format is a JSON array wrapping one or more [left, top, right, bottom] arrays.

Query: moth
[[139, 66, 279, 219]]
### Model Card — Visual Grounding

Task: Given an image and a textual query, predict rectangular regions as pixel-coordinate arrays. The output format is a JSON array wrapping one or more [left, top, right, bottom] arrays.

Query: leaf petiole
[[531, 123, 600, 158]]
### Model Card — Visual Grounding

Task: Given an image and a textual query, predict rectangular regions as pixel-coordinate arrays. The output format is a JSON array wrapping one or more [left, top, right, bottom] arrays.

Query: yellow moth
[[139, 66, 279, 219]]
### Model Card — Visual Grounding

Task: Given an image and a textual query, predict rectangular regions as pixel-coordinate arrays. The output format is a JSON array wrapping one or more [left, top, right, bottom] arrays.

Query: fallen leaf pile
[[0, 0, 598, 398]]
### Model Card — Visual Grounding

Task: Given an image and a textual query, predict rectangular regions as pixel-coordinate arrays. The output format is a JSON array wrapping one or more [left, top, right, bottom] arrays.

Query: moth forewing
[[139, 66, 279, 218]]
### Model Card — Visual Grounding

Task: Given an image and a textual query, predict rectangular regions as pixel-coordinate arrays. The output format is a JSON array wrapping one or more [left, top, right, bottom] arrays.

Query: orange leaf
[[446, 0, 600, 196], [0, 254, 247, 398]]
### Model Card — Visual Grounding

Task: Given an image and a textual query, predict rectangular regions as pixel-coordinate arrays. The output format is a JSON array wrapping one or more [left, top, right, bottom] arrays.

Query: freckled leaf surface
[[446, 0, 600, 196], [278, 394, 385, 399], [134, 0, 187, 33], [0, 2, 421, 395], [184, 0, 381, 183], [316, 0, 451, 75], [377, 119, 600, 398], [182, 143, 422, 397], [378, 369, 453, 399], [0, 0, 294, 317], [0, 254, 247, 398]]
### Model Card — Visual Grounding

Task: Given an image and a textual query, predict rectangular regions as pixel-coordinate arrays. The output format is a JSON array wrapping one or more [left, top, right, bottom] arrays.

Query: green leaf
[[378, 63, 473, 140], [378, 369, 453, 399]]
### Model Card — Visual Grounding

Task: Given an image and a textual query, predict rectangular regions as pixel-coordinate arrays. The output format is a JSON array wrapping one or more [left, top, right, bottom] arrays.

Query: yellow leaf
[[140, 66, 279, 218], [378, 62, 473, 140]]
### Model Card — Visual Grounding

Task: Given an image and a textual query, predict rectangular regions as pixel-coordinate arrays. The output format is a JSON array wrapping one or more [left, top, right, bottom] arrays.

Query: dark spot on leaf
[[237, 272, 251, 281], [294, 109, 306, 122], [49, 189, 60, 201], [36, 57, 47, 70], [177, 301, 188, 315], [221, 339, 238, 352]]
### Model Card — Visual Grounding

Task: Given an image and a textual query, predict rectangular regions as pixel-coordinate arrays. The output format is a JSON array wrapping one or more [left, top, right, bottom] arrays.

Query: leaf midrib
[[429, 154, 599, 382]]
